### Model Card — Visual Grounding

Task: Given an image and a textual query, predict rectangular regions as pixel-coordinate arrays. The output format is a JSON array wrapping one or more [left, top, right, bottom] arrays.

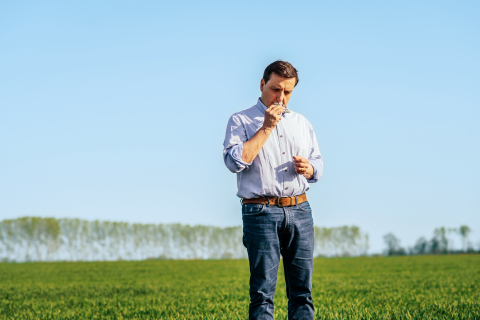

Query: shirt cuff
[[224, 143, 253, 173], [306, 158, 323, 183]]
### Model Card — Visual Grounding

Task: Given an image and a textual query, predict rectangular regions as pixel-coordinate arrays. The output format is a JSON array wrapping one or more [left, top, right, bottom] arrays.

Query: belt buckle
[[277, 197, 285, 207]]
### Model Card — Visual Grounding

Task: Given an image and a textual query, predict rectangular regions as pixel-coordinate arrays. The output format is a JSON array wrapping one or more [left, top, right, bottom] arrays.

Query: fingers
[[294, 160, 309, 166], [263, 105, 284, 129], [295, 165, 309, 175], [293, 156, 310, 175], [295, 166, 308, 174], [293, 156, 308, 163], [266, 105, 284, 113], [294, 161, 309, 168], [294, 163, 309, 170], [268, 105, 284, 116], [273, 105, 284, 114]]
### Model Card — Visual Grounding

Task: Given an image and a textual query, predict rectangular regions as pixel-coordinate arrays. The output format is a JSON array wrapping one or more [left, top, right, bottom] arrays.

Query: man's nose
[[277, 91, 285, 102]]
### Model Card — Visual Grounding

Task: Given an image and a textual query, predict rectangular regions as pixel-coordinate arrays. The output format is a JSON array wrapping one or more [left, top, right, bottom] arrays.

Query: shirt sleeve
[[306, 122, 323, 183], [223, 114, 253, 173]]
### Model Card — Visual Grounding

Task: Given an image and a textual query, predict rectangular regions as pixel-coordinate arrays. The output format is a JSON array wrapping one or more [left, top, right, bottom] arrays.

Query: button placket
[[277, 120, 289, 196]]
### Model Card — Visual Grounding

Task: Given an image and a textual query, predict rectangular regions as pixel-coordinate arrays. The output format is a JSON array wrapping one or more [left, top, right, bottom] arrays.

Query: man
[[223, 60, 323, 319]]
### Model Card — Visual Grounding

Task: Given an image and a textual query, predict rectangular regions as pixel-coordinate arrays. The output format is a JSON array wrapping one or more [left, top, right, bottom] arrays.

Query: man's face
[[260, 73, 296, 108]]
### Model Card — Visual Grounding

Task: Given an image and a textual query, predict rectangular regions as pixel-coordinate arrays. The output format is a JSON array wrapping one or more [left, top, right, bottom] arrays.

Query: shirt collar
[[256, 98, 268, 113]]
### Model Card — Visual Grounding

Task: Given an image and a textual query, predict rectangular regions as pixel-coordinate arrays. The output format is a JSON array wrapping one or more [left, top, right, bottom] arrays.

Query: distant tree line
[[383, 226, 477, 256], [0, 217, 369, 262], [315, 225, 369, 257]]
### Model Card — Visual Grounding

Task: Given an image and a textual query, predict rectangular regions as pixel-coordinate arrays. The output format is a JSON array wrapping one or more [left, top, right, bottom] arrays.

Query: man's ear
[[260, 79, 265, 92]]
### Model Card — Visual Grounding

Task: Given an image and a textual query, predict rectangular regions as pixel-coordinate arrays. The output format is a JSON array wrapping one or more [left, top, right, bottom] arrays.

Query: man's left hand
[[293, 156, 314, 179]]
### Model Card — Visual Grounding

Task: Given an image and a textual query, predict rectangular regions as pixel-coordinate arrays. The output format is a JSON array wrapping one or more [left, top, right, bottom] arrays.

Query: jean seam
[[289, 208, 294, 233], [284, 259, 293, 319]]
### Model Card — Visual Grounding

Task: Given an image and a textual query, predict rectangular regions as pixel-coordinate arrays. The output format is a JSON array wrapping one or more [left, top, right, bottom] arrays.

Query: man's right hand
[[242, 104, 284, 163], [261, 104, 284, 131]]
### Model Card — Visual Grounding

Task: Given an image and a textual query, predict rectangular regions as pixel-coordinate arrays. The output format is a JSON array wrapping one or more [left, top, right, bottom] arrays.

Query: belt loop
[[295, 196, 298, 205], [266, 196, 270, 207]]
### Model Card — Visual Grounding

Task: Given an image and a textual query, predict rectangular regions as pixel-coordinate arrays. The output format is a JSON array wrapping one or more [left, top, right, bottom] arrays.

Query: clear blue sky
[[1, 0, 479, 253]]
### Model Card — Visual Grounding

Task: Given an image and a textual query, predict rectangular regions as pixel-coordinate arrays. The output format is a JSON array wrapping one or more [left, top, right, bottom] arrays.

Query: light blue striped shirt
[[223, 98, 323, 199]]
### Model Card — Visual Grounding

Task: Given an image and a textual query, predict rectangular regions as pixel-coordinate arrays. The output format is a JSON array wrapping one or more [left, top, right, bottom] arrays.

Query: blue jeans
[[242, 201, 315, 320]]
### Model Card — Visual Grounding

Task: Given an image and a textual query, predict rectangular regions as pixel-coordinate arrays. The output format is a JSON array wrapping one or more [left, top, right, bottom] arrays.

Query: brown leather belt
[[242, 193, 307, 207]]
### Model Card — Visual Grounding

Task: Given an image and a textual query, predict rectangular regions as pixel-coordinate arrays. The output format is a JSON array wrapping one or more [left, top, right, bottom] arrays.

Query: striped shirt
[[223, 98, 323, 199]]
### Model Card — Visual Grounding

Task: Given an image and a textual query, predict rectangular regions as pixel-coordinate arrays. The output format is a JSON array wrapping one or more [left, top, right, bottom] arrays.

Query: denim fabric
[[242, 201, 315, 320]]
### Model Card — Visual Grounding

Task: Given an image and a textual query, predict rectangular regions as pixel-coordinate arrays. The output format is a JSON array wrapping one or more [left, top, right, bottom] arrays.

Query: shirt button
[[282, 152, 285, 154], [285, 187, 288, 190], [280, 135, 283, 137]]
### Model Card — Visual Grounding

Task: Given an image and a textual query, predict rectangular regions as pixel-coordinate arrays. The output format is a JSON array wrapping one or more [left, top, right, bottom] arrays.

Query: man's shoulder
[[289, 110, 313, 127], [228, 105, 263, 123]]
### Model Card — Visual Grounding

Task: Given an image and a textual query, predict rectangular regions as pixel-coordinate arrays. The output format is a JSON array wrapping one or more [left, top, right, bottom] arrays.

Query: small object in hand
[[274, 101, 290, 113]]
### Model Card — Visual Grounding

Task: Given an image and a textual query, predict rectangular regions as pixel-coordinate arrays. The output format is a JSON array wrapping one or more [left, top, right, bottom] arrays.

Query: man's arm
[[241, 104, 284, 163], [223, 114, 250, 173]]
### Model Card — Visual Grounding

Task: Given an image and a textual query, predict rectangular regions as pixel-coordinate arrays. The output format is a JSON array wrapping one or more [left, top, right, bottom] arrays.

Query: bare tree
[[412, 237, 428, 255], [430, 227, 449, 254], [458, 225, 471, 252], [383, 233, 406, 256]]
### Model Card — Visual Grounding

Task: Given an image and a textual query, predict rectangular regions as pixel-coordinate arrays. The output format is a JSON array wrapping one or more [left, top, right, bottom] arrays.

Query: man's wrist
[[303, 164, 314, 179], [260, 125, 274, 134]]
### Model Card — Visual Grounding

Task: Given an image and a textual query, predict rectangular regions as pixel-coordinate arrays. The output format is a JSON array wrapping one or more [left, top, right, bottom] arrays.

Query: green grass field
[[0, 255, 479, 319]]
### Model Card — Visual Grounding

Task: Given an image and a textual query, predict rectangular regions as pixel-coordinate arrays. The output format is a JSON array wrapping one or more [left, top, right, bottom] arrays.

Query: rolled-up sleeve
[[223, 114, 253, 173], [306, 123, 323, 183]]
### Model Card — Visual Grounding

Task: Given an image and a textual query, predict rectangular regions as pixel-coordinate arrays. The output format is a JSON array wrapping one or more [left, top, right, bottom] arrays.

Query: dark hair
[[263, 60, 299, 87]]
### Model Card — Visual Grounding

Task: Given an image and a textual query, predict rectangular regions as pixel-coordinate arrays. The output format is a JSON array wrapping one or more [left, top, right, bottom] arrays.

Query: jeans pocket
[[297, 201, 312, 212], [242, 204, 266, 215]]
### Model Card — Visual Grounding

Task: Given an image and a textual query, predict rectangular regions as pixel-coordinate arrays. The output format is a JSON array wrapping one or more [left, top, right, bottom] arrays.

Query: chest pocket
[[291, 136, 309, 159]]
